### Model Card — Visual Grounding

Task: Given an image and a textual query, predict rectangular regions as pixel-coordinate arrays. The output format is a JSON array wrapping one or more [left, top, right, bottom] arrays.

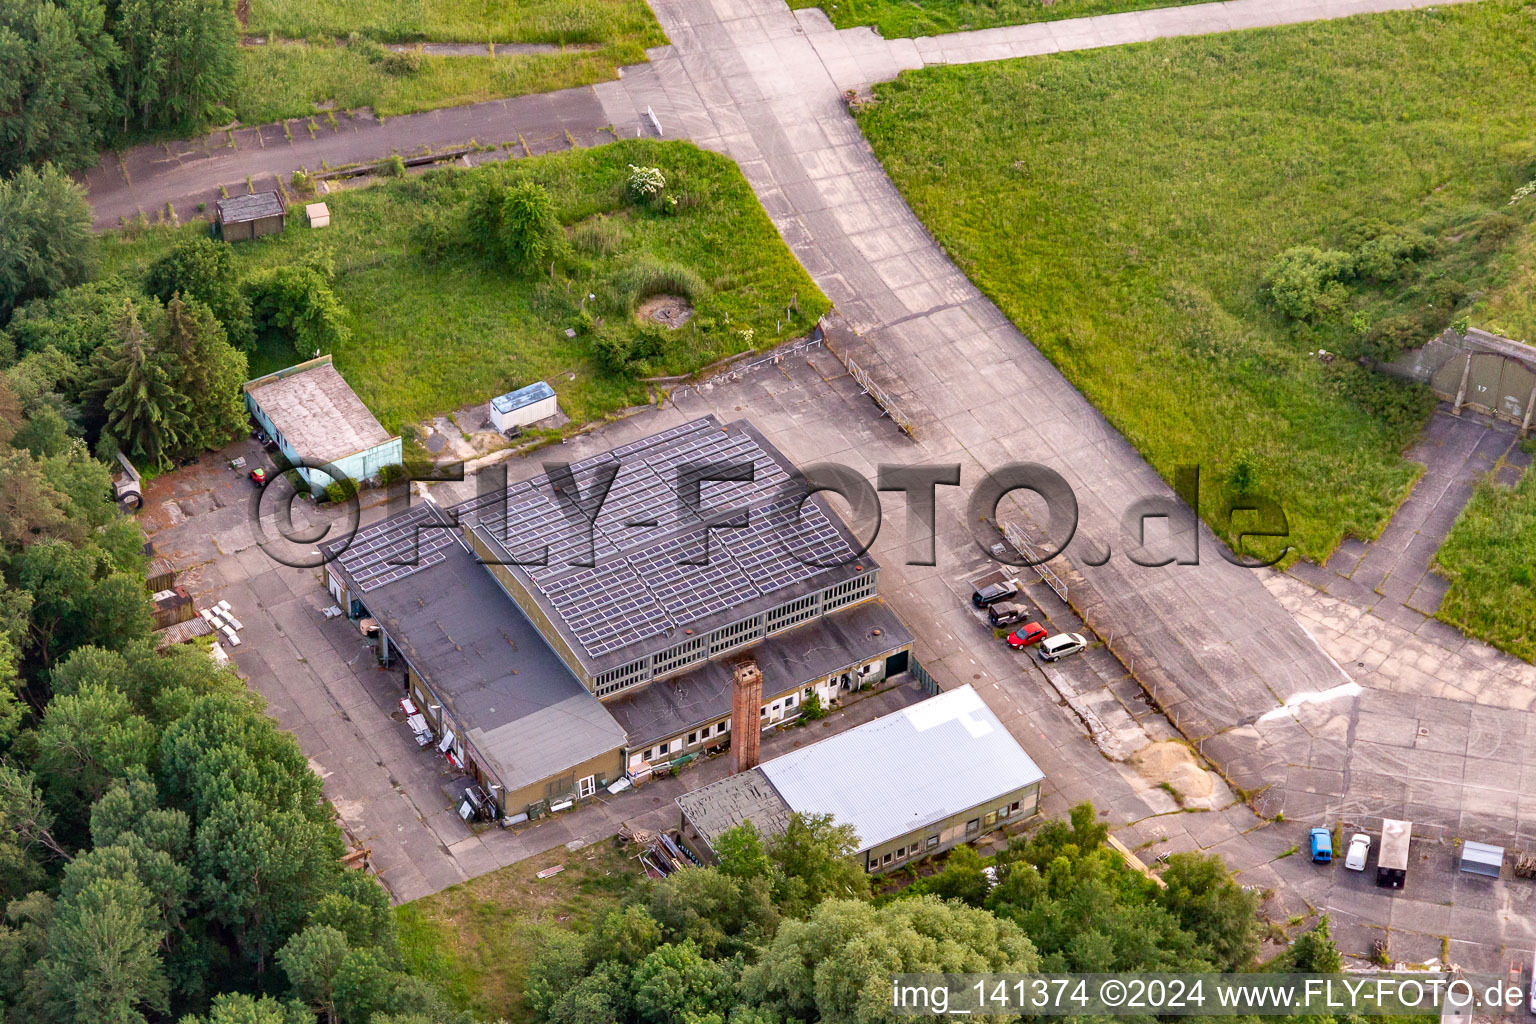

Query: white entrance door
[[577, 775, 596, 799]]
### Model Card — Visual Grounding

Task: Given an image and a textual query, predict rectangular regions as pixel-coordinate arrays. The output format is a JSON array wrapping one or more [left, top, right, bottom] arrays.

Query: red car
[[249, 467, 267, 486], [1006, 622, 1048, 649]]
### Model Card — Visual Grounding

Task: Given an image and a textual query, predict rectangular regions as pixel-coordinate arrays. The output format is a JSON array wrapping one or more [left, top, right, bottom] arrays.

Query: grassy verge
[[855, 2, 1536, 564], [233, 41, 651, 124], [236, 0, 666, 123], [1434, 452, 1536, 662], [396, 840, 643, 1021], [101, 140, 827, 432], [787, 0, 1207, 38], [247, 0, 665, 45], [1474, 219, 1536, 345]]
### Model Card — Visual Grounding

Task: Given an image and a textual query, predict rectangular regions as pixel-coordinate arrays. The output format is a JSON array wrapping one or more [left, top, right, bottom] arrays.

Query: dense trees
[[1, 0, 238, 175], [525, 801, 1280, 1024], [146, 238, 256, 351], [0, 0, 119, 175], [0, 351, 472, 1024], [111, 0, 238, 135], [0, 164, 97, 322]]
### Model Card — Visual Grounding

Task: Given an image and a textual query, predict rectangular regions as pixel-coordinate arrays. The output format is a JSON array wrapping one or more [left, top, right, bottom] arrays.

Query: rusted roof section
[[216, 191, 285, 223]]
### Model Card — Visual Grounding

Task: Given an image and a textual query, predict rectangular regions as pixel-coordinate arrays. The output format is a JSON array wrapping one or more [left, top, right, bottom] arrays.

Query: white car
[[1038, 633, 1088, 662], [1344, 832, 1371, 871]]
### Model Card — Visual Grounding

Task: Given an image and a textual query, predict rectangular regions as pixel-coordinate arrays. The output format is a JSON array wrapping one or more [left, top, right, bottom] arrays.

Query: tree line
[[1, 0, 239, 175], [522, 803, 1351, 1024], [0, 313, 492, 1022]]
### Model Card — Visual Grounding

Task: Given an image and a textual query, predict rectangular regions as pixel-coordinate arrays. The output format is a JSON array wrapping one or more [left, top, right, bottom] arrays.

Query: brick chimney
[[730, 658, 763, 773]]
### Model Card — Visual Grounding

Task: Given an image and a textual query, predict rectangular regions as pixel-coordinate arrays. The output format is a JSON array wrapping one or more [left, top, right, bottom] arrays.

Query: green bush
[[378, 463, 406, 485], [1264, 246, 1356, 321], [381, 154, 407, 178], [245, 261, 351, 358], [588, 320, 670, 376], [1353, 231, 1432, 282], [801, 693, 826, 721], [324, 476, 359, 503], [379, 50, 422, 76], [1358, 312, 1429, 362]]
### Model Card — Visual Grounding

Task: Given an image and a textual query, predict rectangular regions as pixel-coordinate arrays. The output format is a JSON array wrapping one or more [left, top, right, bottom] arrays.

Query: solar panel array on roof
[[334, 504, 456, 593], [460, 418, 860, 662], [540, 561, 669, 656]]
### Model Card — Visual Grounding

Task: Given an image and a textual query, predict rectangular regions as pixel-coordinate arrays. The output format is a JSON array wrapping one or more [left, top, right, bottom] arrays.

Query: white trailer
[[1377, 818, 1412, 889], [489, 381, 558, 433]]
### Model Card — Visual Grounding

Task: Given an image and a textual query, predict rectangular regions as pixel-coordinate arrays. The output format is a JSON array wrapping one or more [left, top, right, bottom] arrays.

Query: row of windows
[[823, 573, 877, 613], [641, 718, 731, 761], [591, 572, 880, 697], [871, 800, 1026, 869], [765, 592, 821, 634], [709, 614, 766, 657]]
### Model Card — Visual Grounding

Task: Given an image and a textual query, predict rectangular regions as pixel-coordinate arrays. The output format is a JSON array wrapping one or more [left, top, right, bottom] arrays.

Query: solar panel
[[627, 528, 760, 624], [429, 417, 870, 664], [537, 561, 673, 656], [723, 496, 856, 594], [336, 504, 456, 593]]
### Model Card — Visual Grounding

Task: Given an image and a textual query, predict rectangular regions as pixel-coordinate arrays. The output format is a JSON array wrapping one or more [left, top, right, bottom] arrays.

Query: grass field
[[787, 0, 1206, 38], [856, 2, 1536, 564], [397, 840, 643, 1021], [235, 0, 666, 123], [102, 140, 827, 433], [232, 42, 651, 123], [246, 0, 664, 45], [1434, 455, 1536, 663]]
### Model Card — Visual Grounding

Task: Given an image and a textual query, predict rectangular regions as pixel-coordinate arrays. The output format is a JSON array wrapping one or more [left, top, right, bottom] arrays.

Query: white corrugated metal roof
[[758, 685, 1044, 853]]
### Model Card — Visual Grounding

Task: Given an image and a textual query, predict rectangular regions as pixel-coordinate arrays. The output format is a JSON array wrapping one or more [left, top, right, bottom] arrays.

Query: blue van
[[1309, 828, 1333, 864]]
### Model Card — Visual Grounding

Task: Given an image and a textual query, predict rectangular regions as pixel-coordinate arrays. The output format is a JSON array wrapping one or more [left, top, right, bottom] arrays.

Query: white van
[[1038, 633, 1088, 663]]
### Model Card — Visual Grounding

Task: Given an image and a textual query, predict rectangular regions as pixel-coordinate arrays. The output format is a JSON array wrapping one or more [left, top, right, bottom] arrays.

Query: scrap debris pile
[[619, 824, 700, 878]]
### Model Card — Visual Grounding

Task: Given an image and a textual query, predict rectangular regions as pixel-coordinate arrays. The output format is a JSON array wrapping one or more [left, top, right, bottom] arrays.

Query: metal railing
[[1001, 519, 1068, 602], [686, 335, 824, 390], [838, 352, 917, 438]]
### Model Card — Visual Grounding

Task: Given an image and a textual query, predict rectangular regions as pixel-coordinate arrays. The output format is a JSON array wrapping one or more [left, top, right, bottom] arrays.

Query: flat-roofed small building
[[489, 381, 558, 433], [677, 685, 1044, 873], [216, 191, 286, 241], [244, 355, 402, 491]]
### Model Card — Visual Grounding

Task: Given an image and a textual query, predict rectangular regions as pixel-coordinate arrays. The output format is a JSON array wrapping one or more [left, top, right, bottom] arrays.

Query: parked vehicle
[[972, 580, 1019, 609], [1007, 622, 1049, 649], [1377, 819, 1411, 889], [1037, 633, 1087, 662], [1309, 827, 1333, 864], [987, 601, 1028, 627], [1345, 832, 1371, 871], [249, 467, 267, 487]]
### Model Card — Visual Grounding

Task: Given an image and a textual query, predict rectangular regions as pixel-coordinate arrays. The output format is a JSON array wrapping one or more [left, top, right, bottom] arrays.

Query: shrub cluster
[[1264, 229, 1434, 322]]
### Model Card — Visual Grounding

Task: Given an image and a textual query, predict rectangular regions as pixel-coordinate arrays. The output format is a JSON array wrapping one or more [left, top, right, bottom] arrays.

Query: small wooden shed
[[216, 191, 286, 241]]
